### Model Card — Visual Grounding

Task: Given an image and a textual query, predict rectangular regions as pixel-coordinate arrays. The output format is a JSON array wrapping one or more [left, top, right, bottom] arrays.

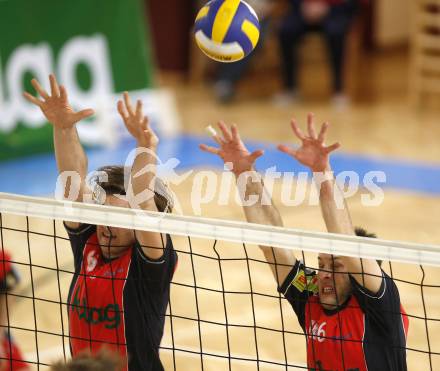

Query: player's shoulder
[[279, 260, 319, 296], [64, 221, 81, 230], [350, 269, 399, 301], [292, 267, 319, 294], [64, 223, 97, 263], [64, 222, 95, 235], [132, 234, 176, 267]]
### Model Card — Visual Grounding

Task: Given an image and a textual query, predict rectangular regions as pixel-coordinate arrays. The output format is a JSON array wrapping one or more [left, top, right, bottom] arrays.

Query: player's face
[[96, 195, 136, 259], [317, 254, 351, 310]]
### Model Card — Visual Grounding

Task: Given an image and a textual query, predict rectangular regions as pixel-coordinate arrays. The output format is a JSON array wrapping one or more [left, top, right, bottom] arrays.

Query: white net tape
[[1, 192, 439, 267]]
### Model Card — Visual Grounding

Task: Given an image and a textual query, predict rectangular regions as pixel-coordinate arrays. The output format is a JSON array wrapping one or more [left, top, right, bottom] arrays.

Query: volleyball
[[194, 0, 260, 63]]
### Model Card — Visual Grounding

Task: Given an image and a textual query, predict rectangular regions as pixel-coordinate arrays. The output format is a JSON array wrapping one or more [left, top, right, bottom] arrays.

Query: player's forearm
[[130, 145, 157, 211], [53, 126, 87, 201], [317, 170, 355, 236], [318, 170, 382, 292], [131, 145, 165, 259], [237, 170, 283, 227], [237, 171, 296, 285]]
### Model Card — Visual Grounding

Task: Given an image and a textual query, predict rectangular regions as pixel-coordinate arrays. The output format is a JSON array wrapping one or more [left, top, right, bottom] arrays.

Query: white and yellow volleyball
[[194, 0, 260, 63]]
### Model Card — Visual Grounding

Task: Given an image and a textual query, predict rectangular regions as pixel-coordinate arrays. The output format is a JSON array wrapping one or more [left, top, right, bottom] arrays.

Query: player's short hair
[[91, 165, 173, 213], [354, 227, 381, 266], [354, 227, 377, 239], [50, 348, 123, 371]]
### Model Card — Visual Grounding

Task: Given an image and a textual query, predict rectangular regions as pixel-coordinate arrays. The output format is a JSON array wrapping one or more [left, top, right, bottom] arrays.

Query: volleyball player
[[24, 75, 177, 371], [0, 250, 28, 370], [200, 114, 408, 370]]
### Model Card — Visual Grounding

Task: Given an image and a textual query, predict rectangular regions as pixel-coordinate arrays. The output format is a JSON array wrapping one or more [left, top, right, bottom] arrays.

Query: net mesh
[[0, 192, 439, 370]]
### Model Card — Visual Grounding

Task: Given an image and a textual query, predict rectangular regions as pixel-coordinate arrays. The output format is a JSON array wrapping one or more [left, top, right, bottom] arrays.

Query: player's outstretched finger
[[290, 119, 306, 141], [277, 144, 297, 158], [307, 113, 317, 139], [205, 125, 223, 146], [135, 100, 143, 122], [59, 85, 68, 101], [74, 109, 95, 122], [318, 122, 329, 143], [49, 74, 60, 98], [325, 142, 341, 153], [141, 116, 150, 130], [218, 121, 232, 142], [31, 79, 49, 100], [123, 92, 135, 116], [117, 100, 129, 122], [199, 143, 220, 155], [23, 92, 43, 107], [231, 123, 241, 142], [215, 135, 225, 146], [249, 149, 264, 162]]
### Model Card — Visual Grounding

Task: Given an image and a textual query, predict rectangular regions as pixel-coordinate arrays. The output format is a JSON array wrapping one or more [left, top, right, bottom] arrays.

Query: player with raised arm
[[24, 75, 177, 371], [200, 121, 295, 286], [200, 114, 408, 371]]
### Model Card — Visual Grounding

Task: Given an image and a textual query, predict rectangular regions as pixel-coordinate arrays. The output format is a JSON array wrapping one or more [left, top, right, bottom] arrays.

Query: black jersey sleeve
[[132, 234, 177, 292], [64, 223, 96, 271], [278, 260, 319, 330], [350, 270, 403, 333]]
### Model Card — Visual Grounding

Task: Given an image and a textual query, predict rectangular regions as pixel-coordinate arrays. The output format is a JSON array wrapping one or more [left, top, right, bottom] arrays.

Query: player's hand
[[277, 113, 340, 172], [199, 121, 264, 176], [117, 92, 158, 149], [23, 74, 94, 129]]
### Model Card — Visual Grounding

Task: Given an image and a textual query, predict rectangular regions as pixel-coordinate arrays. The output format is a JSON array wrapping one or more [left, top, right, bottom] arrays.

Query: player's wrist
[[232, 165, 254, 178], [310, 162, 331, 173], [312, 171, 334, 183], [53, 124, 76, 136], [312, 163, 334, 186], [136, 140, 158, 150]]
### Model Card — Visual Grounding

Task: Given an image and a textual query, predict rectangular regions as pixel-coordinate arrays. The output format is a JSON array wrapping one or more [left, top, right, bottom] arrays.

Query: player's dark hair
[[354, 227, 377, 239], [91, 165, 173, 213], [355, 227, 382, 266], [50, 348, 123, 371]]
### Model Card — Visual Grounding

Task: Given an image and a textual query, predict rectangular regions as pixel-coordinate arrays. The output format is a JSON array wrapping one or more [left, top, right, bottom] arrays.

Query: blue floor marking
[[0, 134, 439, 196]]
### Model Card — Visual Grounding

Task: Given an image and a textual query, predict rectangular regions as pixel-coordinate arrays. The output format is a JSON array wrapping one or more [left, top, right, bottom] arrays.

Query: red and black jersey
[[278, 261, 409, 371], [1, 333, 29, 371], [0, 251, 29, 370], [65, 224, 177, 371]]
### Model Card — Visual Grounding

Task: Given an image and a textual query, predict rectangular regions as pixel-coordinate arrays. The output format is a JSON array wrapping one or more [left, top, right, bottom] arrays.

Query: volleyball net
[[0, 192, 439, 370]]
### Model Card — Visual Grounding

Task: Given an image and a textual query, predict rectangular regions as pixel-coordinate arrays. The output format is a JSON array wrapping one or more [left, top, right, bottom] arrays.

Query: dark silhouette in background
[[275, 0, 361, 106]]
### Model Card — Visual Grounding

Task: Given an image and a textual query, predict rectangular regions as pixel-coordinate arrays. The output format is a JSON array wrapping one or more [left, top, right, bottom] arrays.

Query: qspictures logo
[[56, 148, 387, 216]]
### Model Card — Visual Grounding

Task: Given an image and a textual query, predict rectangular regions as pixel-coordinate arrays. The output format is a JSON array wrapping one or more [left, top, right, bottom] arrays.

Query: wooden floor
[[2, 48, 440, 370]]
